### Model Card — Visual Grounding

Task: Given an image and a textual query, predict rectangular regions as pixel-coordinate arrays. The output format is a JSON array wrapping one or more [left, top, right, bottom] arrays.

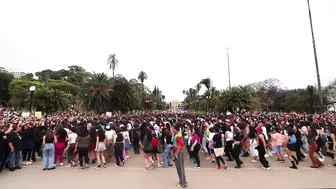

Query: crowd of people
[[1, 111, 336, 188]]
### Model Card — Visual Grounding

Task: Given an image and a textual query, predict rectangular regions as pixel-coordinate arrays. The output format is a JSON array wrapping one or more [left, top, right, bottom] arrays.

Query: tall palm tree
[[107, 53, 118, 78], [200, 78, 212, 111], [220, 86, 253, 112], [195, 83, 202, 112], [137, 71, 148, 89], [110, 75, 137, 112], [182, 90, 186, 101], [77, 73, 112, 113], [28, 87, 70, 113]]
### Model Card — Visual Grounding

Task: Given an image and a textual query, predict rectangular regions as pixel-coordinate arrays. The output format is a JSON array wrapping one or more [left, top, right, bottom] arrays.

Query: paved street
[[1, 153, 336, 189]]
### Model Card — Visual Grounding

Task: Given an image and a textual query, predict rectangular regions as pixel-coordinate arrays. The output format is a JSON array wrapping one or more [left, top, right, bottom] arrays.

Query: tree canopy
[[1, 63, 167, 113], [182, 78, 336, 113]]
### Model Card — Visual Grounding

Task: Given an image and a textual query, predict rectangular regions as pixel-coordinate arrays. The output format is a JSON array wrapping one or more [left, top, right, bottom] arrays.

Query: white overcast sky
[[0, 0, 335, 102]]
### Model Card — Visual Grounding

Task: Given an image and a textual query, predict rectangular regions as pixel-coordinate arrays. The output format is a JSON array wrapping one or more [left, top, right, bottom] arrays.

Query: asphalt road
[[1, 152, 336, 189]]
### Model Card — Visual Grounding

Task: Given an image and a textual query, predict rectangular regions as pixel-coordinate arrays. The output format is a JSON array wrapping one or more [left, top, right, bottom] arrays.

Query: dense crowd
[[1, 111, 336, 188]]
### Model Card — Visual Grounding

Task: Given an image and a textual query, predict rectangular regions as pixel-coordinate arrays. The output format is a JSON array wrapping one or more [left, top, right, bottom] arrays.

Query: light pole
[[307, 85, 314, 113], [226, 47, 232, 90], [307, 0, 323, 110], [29, 86, 36, 113]]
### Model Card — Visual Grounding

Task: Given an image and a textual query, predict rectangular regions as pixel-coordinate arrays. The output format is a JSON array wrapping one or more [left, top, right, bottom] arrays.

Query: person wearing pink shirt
[[271, 128, 285, 162]]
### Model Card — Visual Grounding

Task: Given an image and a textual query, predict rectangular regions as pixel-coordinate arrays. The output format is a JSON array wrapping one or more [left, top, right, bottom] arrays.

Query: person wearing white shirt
[[65, 128, 77, 167], [207, 128, 216, 163], [105, 125, 116, 162], [225, 128, 234, 161], [122, 127, 130, 160]]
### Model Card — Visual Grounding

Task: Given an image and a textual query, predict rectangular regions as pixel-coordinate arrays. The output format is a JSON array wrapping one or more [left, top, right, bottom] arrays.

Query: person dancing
[[173, 126, 187, 188]]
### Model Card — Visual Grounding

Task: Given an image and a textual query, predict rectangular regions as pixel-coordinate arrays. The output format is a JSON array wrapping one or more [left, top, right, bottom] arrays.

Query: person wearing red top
[[173, 126, 187, 188]]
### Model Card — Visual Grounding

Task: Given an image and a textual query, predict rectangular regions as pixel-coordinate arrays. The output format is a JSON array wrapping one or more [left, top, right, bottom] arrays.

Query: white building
[[9, 70, 26, 78]]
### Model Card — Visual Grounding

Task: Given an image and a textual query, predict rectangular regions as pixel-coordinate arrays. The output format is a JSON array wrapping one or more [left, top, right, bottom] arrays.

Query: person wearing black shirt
[[132, 125, 140, 154], [8, 125, 22, 171], [0, 126, 11, 172], [114, 128, 124, 167], [293, 126, 305, 161], [232, 127, 244, 168], [212, 127, 227, 169], [161, 127, 173, 168], [32, 126, 43, 161]]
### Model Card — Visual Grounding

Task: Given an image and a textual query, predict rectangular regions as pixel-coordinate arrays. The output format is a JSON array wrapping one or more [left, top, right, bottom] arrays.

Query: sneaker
[[264, 154, 269, 158], [216, 166, 221, 169], [103, 163, 107, 168], [319, 158, 325, 162], [26, 161, 32, 165], [85, 164, 90, 168], [193, 166, 200, 169], [95, 165, 101, 169], [115, 165, 120, 167], [145, 166, 150, 170], [176, 183, 188, 188], [60, 163, 63, 166], [251, 160, 258, 163], [79, 166, 84, 169], [284, 154, 288, 158], [261, 167, 270, 171], [234, 165, 241, 169]]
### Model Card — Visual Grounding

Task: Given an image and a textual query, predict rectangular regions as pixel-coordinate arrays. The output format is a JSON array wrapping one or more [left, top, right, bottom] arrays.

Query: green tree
[[8, 79, 43, 108], [0, 71, 14, 104], [21, 73, 34, 80], [200, 77, 212, 111], [137, 71, 148, 88], [220, 86, 253, 112], [110, 75, 138, 112], [77, 73, 112, 113], [107, 53, 118, 78]]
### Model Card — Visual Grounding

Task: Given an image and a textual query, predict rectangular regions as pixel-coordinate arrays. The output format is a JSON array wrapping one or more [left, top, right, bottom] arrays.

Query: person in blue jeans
[[8, 125, 23, 171], [162, 128, 173, 168], [42, 129, 57, 170]]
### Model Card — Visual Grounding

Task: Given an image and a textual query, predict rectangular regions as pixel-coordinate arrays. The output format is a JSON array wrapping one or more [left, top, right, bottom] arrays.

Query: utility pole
[[307, 0, 324, 111], [226, 47, 232, 90]]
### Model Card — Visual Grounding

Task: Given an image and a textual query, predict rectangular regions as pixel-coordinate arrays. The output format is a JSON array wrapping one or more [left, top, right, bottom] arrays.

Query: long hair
[[45, 129, 54, 141], [56, 126, 67, 141], [89, 127, 97, 143], [97, 127, 105, 140]]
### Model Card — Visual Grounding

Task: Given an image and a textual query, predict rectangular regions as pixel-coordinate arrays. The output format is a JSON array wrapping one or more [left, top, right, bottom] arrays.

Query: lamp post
[[29, 86, 36, 113], [306, 0, 323, 111], [226, 47, 232, 90], [307, 85, 314, 113]]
